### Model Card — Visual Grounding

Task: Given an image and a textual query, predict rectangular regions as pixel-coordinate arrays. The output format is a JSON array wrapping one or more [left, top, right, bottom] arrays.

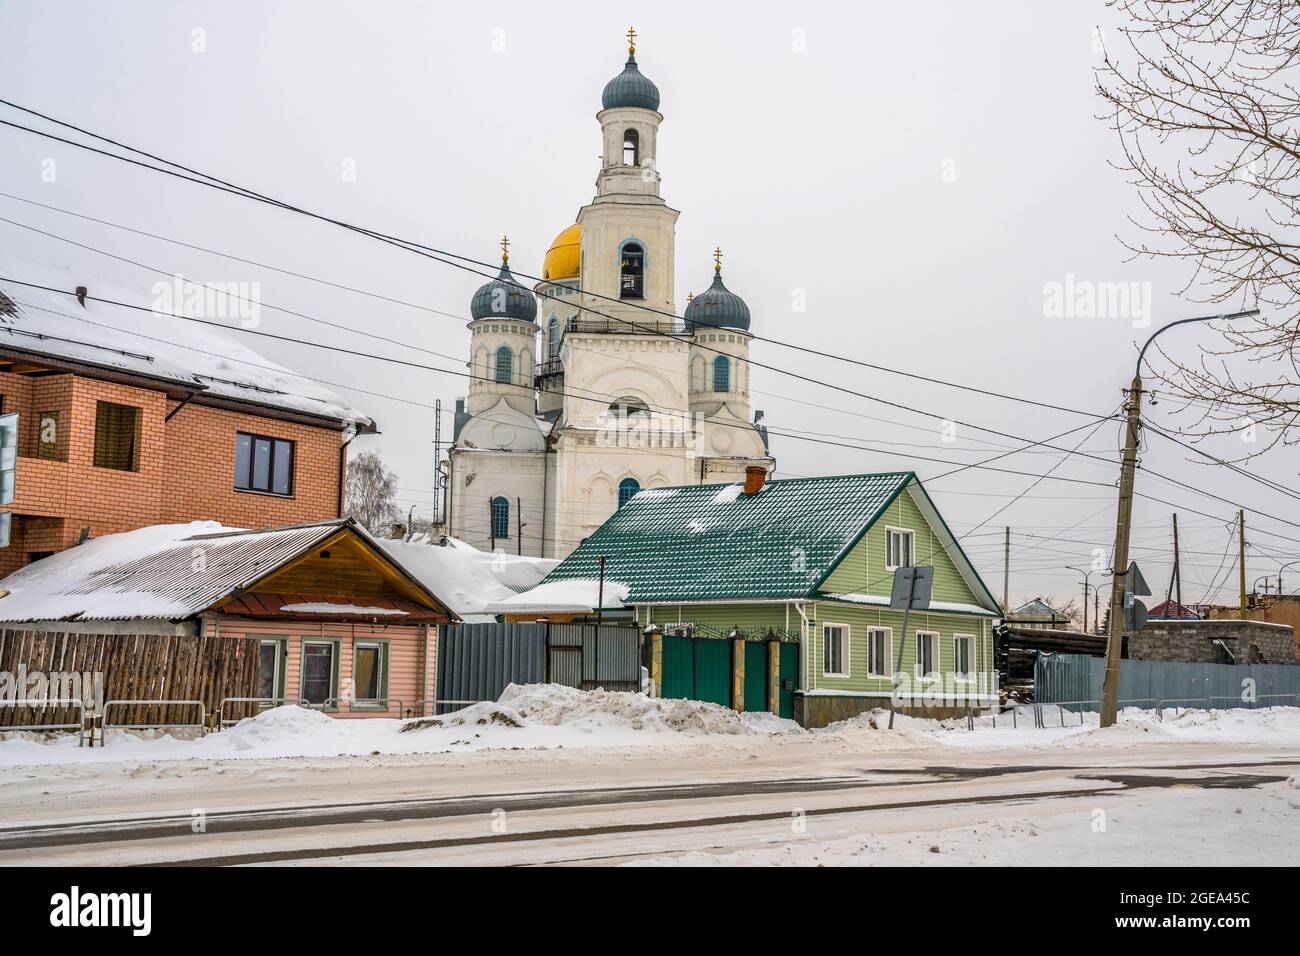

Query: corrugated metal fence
[[435, 622, 640, 713], [1036, 653, 1300, 711], [547, 624, 640, 693]]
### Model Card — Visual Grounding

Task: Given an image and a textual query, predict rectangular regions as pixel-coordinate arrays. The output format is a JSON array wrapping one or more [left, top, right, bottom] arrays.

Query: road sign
[[1124, 591, 1148, 631], [889, 566, 933, 610], [1125, 561, 1151, 597]]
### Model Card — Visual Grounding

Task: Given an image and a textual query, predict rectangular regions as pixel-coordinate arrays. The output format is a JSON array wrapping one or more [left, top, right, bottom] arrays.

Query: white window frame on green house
[[953, 633, 975, 683], [350, 639, 390, 710], [866, 626, 891, 677], [822, 622, 850, 678], [914, 630, 940, 679], [884, 526, 914, 570]]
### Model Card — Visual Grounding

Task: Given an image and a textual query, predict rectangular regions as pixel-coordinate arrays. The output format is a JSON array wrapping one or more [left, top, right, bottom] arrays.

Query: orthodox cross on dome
[[713, 246, 723, 273], [500, 235, 510, 263], [627, 26, 637, 55], [686, 292, 694, 302]]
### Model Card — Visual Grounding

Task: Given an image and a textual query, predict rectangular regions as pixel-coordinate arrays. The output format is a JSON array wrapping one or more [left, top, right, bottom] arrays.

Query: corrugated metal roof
[[544, 473, 914, 604], [0, 520, 343, 623]]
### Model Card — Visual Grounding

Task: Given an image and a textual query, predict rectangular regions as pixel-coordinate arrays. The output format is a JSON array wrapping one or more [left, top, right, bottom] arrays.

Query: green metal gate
[[778, 642, 799, 720], [743, 641, 769, 712], [661, 635, 731, 707], [662, 635, 695, 700], [693, 639, 731, 707]]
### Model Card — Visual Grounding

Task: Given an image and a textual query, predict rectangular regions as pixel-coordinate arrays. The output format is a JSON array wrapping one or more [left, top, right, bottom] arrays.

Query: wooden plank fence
[[0, 629, 259, 732]]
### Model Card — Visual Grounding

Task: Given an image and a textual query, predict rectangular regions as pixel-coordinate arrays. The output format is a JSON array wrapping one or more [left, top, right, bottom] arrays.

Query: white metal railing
[[0, 698, 86, 747], [101, 699, 205, 746]]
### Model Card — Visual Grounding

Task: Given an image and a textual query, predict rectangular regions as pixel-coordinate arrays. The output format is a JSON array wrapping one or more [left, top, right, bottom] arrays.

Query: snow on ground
[[822, 705, 1300, 750], [628, 780, 1300, 866], [0, 684, 799, 767], [1, 689, 1297, 769]]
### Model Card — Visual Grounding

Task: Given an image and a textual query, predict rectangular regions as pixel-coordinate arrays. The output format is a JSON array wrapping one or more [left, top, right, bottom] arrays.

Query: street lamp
[[1066, 565, 1110, 634], [1276, 560, 1300, 596], [1100, 308, 1260, 728]]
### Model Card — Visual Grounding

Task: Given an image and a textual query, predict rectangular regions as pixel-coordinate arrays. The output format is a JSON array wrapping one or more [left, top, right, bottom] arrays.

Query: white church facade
[[446, 32, 773, 558]]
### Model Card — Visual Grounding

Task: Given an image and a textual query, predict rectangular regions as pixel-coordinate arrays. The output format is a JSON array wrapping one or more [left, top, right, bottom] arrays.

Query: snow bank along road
[[2, 733, 1298, 866]]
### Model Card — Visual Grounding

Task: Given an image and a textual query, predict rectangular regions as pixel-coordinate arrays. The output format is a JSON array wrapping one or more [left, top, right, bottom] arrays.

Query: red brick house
[[0, 264, 374, 575]]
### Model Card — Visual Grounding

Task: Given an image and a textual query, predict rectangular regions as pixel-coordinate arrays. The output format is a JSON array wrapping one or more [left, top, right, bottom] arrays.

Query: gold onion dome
[[543, 223, 581, 281]]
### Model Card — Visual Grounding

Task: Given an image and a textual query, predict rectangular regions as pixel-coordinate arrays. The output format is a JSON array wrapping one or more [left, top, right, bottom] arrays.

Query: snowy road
[[2, 735, 1297, 866]]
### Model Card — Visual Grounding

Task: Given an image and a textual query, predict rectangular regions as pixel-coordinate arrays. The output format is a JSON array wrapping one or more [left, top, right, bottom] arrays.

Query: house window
[[620, 242, 644, 299], [37, 411, 59, 460], [548, 316, 560, 358], [867, 627, 891, 677], [352, 642, 389, 707], [886, 528, 914, 569], [623, 128, 639, 166], [93, 401, 141, 471], [954, 634, 974, 680], [822, 623, 849, 677], [915, 631, 939, 677], [256, 640, 283, 702], [234, 432, 294, 495], [713, 355, 731, 392], [301, 642, 337, 706], [490, 496, 509, 540], [618, 477, 640, 508], [494, 345, 513, 384]]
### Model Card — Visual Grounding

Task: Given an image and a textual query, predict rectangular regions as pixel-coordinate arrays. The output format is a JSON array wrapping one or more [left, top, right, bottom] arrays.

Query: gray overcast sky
[[2, 0, 1295, 610]]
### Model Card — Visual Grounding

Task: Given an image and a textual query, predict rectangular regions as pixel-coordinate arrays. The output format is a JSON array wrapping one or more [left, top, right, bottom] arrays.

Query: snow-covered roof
[[0, 519, 446, 623], [0, 256, 372, 428], [377, 537, 559, 617], [490, 577, 631, 615]]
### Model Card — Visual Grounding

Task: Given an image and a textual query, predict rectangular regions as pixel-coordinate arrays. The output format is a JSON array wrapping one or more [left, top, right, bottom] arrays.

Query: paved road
[[1, 740, 1295, 865]]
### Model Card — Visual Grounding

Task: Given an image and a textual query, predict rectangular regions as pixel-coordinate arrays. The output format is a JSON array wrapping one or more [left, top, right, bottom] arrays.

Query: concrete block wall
[[1130, 620, 1294, 665]]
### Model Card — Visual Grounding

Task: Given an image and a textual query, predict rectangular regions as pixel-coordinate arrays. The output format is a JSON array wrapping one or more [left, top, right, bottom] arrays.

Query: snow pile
[[495, 683, 801, 737], [0, 687, 799, 768]]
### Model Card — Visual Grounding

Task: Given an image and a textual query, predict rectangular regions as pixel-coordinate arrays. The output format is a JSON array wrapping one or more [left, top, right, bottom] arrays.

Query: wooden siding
[[820, 485, 982, 607], [215, 617, 435, 719]]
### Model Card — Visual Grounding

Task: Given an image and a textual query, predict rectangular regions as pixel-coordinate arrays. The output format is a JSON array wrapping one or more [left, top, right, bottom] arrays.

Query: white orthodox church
[[446, 32, 773, 558]]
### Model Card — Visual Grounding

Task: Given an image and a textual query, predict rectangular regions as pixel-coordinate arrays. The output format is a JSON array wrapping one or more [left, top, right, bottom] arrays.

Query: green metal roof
[[545, 473, 916, 603]]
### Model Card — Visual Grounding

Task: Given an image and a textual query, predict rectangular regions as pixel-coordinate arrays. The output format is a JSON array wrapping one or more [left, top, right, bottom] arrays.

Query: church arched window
[[620, 242, 644, 299], [490, 496, 509, 541], [608, 397, 649, 421], [623, 129, 639, 166], [548, 316, 560, 359], [494, 345, 513, 384], [713, 355, 731, 392], [618, 477, 641, 508]]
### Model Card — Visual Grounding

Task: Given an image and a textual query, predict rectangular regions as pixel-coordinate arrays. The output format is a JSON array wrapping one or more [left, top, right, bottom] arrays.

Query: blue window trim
[[494, 345, 513, 384], [490, 496, 510, 540], [712, 355, 731, 392], [618, 477, 641, 508]]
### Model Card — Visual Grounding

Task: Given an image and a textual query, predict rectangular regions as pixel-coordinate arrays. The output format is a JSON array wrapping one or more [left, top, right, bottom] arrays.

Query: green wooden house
[[541, 471, 1002, 726]]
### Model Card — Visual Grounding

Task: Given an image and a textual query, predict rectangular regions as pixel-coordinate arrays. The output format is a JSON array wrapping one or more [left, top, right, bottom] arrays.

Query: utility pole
[[489, 500, 496, 553], [1003, 526, 1010, 614], [1173, 513, 1182, 611], [517, 496, 523, 556], [1100, 375, 1142, 727], [1238, 509, 1247, 619], [1099, 309, 1258, 728], [433, 398, 441, 527], [596, 555, 607, 627], [1094, 587, 1100, 635]]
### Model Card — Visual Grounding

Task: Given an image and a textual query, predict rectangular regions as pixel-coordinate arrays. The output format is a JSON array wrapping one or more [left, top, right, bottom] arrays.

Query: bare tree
[[345, 449, 400, 535], [1042, 595, 1086, 630], [1096, 1, 1300, 455]]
